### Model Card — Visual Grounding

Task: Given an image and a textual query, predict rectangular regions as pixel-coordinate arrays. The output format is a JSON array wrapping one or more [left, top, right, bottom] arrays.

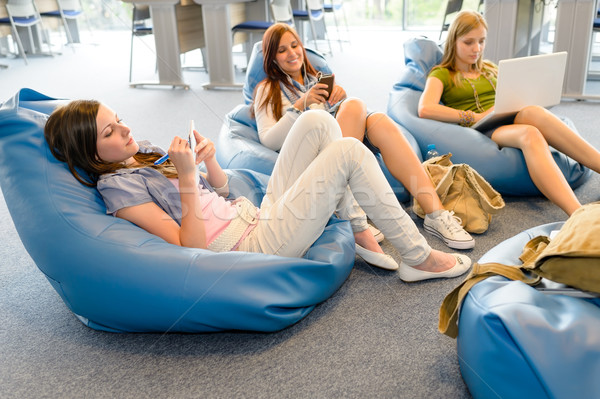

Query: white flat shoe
[[355, 244, 399, 270], [398, 254, 471, 282]]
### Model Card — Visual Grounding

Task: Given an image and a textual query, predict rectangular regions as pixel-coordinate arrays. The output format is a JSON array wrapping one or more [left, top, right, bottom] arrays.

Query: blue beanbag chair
[[0, 88, 355, 333], [457, 222, 600, 398], [217, 41, 420, 202], [387, 37, 591, 196]]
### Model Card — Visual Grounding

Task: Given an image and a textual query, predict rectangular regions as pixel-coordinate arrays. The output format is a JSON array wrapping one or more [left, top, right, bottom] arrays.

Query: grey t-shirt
[[96, 141, 213, 225]]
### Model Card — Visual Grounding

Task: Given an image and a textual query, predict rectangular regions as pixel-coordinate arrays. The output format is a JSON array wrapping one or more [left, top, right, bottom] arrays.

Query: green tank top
[[429, 67, 496, 112]]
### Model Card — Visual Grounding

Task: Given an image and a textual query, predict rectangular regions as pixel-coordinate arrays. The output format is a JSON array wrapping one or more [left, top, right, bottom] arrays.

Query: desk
[[122, 0, 189, 89], [122, 0, 254, 90], [191, 0, 253, 90]]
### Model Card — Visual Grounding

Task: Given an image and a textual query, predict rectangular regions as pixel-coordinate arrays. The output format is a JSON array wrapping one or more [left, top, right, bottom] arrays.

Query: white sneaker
[[424, 210, 475, 250], [368, 224, 384, 243]]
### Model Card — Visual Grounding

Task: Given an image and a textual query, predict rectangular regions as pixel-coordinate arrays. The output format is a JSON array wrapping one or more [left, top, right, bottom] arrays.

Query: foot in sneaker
[[424, 210, 475, 250], [368, 224, 384, 243]]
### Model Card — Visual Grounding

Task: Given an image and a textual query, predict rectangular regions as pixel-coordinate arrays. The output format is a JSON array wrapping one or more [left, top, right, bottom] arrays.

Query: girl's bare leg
[[336, 102, 443, 214], [334, 97, 368, 140], [516, 106, 600, 174], [337, 105, 473, 250], [364, 112, 443, 214], [334, 98, 384, 253], [492, 123, 581, 215]]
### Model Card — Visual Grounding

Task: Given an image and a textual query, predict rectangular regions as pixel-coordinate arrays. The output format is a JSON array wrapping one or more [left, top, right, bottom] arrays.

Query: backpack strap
[[438, 236, 549, 338]]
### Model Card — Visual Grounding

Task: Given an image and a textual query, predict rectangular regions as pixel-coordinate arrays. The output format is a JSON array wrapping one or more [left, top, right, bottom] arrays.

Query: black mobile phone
[[318, 73, 335, 99]]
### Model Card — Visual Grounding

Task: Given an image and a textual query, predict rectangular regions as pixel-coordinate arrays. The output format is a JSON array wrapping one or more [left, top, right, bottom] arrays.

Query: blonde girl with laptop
[[418, 10, 600, 216]]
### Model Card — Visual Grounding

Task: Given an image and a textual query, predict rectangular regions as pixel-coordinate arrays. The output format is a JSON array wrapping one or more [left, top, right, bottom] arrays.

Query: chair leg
[[439, 17, 447, 40], [244, 32, 254, 65], [340, 7, 350, 36], [324, 21, 333, 54], [40, 24, 54, 56], [26, 26, 35, 54], [232, 30, 240, 67], [78, 0, 94, 40], [0, 39, 9, 67], [60, 14, 75, 46], [318, 18, 333, 55], [200, 47, 208, 72], [308, 18, 319, 51], [129, 33, 134, 82], [10, 25, 28, 64], [329, 10, 343, 50]]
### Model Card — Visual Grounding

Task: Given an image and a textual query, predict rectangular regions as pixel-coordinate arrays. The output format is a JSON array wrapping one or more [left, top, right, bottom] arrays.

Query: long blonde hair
[[435, 10, 497, 87]]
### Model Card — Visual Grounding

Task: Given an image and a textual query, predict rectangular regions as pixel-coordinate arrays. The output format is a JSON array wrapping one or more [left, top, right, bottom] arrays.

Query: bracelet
[[212, 173, 229, 195], [288, 106, 302, 115], [458, 110, 475, 127]]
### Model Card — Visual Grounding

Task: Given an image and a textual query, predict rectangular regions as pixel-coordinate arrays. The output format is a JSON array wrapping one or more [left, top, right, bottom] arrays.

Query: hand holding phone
[[318, 73, 335, 99], [154, 119, 196, 166]]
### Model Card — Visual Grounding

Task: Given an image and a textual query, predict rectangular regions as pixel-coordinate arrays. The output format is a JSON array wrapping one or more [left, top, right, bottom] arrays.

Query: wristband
[[288, 106, 302, 115], [458, 110, 475, 127], [213, 174, 229, 196]]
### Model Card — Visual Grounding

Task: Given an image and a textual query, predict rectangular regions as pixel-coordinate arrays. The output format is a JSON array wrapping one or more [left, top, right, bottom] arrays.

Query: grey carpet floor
[[1, 27, 600, 398]]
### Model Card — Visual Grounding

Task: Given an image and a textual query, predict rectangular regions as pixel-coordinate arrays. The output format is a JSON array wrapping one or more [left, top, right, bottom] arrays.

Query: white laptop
[[471, 51, 568, 131]]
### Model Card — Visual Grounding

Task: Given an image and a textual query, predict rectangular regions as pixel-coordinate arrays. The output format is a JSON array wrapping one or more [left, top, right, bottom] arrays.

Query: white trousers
[[238, 110, 431, 266]]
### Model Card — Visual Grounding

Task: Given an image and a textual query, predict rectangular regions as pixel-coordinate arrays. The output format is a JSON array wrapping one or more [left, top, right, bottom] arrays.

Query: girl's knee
[[515, 105, 547, 124], [366, 112, 396, 130], [339, 97, 367, 115], [337, 136, 374, 159], [297, 109, 341, 137], [367, 111, 386, 120], [297, 109, 334, 125], [519, 125, 548, 149]]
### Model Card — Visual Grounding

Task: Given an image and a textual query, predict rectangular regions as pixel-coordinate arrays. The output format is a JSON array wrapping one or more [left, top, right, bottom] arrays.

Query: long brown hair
[[435, 10, 497, 87], [253, 23, 318, 120], [44, 100, 177, 187]]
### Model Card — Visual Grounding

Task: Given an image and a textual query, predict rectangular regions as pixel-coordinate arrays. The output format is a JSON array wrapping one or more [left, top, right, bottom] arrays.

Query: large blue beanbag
[[0, 88, 355, 333], [217, 41, 420, 202], [387, 37, 591, 196], [457, 222, 600, 398]]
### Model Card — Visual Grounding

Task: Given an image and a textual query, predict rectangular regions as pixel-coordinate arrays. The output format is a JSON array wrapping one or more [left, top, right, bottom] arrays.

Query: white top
[[254, 82, 328, 151]]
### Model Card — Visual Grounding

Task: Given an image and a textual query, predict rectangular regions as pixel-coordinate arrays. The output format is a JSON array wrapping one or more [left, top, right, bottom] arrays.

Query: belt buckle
[[236, 198, 258, 224]]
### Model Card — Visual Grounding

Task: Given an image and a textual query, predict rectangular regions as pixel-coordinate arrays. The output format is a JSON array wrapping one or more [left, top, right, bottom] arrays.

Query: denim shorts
[[330, 99, 380, 154], [480, 114, 517, 138]]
